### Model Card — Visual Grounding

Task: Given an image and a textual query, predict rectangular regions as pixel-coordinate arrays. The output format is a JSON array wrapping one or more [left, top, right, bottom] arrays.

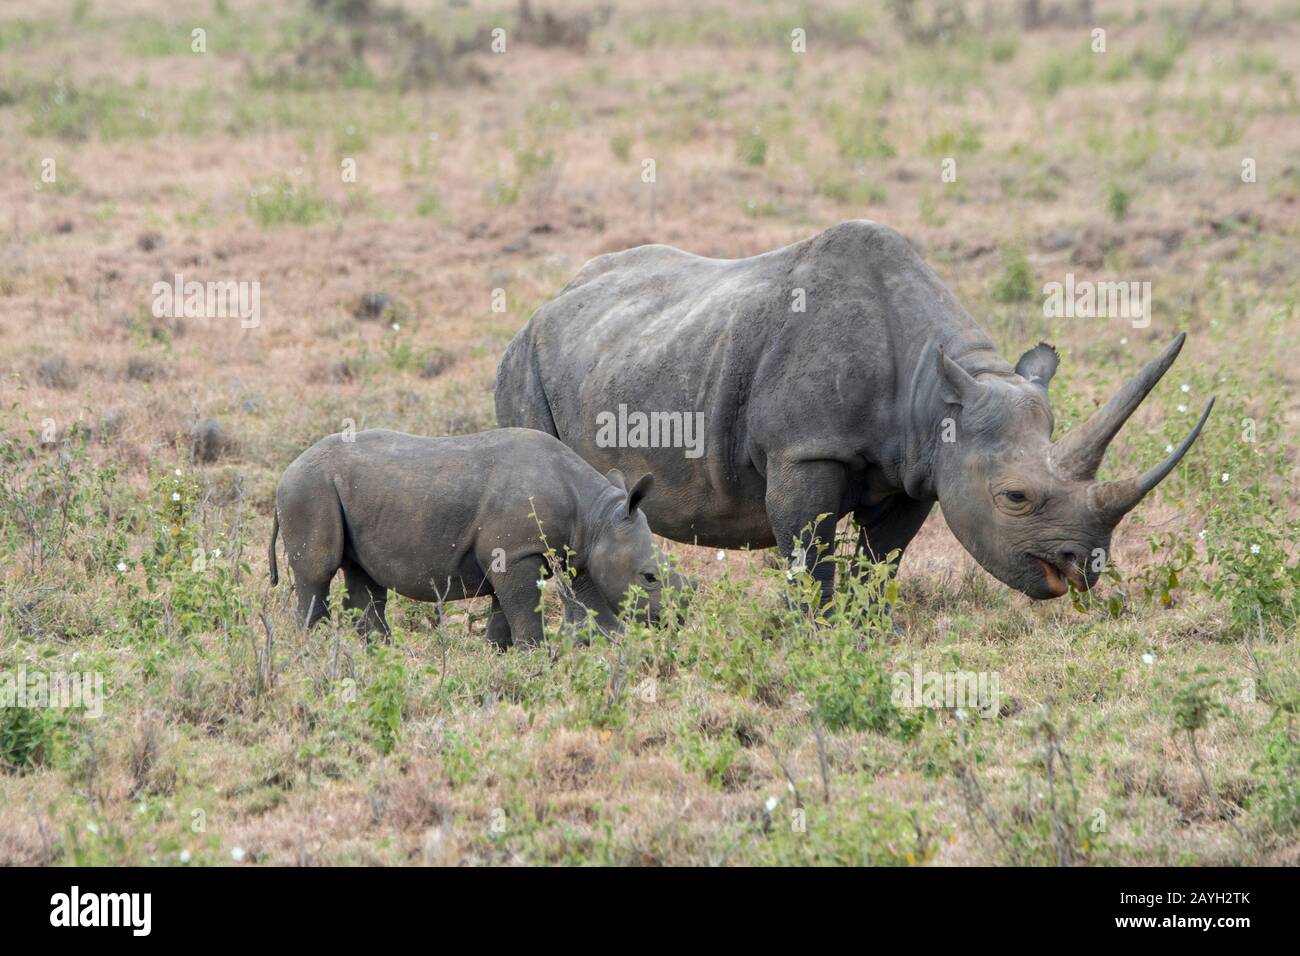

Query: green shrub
[[747, 789, 937, 865], [1106, 182, 1130, 221], [247, 174, 331, 228], [990, 245, 1035, 303], [736, 127, 768, 167], [364, 645, 408, 756], [0, 703, 61, 774], [1250, 728, 1300, 836]]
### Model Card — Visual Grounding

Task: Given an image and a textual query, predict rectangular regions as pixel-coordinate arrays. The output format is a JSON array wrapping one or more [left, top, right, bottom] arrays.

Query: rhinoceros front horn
[[1087, 398, 1215, 524], [1049, 333, 1187, 481]]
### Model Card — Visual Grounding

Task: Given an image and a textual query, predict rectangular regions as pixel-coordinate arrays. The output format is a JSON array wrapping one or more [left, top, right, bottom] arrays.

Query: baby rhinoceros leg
[[561, 572, 621, 644], [342, 558, 390, 641], [486, 553, 548, 649], [486, 595, 512, 650]]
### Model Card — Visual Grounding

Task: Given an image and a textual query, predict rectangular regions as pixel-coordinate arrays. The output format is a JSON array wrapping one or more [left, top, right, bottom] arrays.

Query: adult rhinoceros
[[495, 220, 1212, 605]]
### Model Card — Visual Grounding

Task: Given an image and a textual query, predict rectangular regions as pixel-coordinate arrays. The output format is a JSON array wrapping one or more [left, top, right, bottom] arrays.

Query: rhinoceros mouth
[[1034, 557, 1088, 597]]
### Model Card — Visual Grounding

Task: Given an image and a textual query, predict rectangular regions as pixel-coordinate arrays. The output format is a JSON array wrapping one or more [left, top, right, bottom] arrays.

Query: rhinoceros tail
[[268, 508, 280, 586]]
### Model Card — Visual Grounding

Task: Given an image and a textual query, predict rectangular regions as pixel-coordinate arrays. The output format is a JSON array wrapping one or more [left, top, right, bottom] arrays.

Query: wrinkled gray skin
[[496, 220, 1212, 604], [269, 428, 663, 647]]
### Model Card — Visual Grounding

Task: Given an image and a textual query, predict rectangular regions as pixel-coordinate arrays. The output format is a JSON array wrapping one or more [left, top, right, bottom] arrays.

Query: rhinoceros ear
[[1015, 342, 1059, 388], [937, 346, 983, 406], [627, 474, 654, 515], [605, 468, 628, 493]]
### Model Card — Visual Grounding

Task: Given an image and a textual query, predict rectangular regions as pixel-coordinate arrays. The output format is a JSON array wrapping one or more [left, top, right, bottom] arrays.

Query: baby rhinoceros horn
[[1048, 333, 1215, 526]]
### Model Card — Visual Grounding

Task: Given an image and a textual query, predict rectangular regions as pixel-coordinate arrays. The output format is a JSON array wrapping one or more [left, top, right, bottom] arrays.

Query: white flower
[[764, 796, 779, 813], [1141, 653, 1155, 665], [231, 847, 246, 863], [536, 578, 546, 589], [1250, 544, 1261, 554], [954, 708, 968, 721], [212, 548, 221, 558], [1120, 336, 1128, 345], [174, 469, 182, 477], [116, 562, 127, 573], [715, 550, 725, 561], [1198, 529, 1207, 539], [86, 821, 99, 834], [1165, 444, 1174, 453], [391, 323, 400, 331], [1181, 384, 1190, 393], [1177, 404, 1187, 413], [1221, 473, 1230, 483], [171, 492, 181, 501], [179, 849, 192, 864]]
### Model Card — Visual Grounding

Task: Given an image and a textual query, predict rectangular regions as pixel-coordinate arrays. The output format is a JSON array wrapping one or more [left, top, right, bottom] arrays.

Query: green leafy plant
[[990, 244, 1034, 303], [363, 644, 408, 755], [247, 174, 330, 228]]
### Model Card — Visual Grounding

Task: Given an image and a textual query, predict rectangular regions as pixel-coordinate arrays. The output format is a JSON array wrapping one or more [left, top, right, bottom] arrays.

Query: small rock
[[355, 292, 395, 321], [190, 419, 231, 463], [137, 231, 163, 252], [420, 350, 455, 379]]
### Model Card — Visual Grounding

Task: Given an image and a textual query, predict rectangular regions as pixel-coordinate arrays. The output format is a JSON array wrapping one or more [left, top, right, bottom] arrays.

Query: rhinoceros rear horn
[[1088, 398, 1214, 524], [1050, 333, 1186, 481]]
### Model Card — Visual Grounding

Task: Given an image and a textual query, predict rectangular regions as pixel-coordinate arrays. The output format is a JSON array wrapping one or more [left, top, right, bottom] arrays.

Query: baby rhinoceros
[[268, 428, 663, 648]]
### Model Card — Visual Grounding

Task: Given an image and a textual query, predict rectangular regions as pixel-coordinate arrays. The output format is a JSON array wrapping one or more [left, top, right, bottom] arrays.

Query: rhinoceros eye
[[996, 489, 1034, 513]]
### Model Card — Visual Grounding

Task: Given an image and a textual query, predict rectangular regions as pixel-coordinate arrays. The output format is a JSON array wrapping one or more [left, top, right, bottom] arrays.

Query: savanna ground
[[1, 0, 1298, 866]]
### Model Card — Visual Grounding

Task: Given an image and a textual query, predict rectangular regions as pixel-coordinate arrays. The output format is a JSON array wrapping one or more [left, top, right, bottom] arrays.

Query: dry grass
[[1, 0, 1298, 865]]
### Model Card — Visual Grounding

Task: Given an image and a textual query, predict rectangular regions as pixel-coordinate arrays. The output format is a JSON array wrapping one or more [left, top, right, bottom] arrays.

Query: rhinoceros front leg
[[487, 553, 548, 649], [853, 495, 934, 637], [486, 595, 512, 650], [562, 572, 621, 642], [765, 459, 848, 608], [854, 495, 933, 569]]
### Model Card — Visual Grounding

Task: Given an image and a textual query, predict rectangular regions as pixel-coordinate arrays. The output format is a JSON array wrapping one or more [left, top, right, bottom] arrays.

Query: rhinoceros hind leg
[[278, 478, 344, 629], [296, 582, 331, 629], [342, 558, 390, 642]]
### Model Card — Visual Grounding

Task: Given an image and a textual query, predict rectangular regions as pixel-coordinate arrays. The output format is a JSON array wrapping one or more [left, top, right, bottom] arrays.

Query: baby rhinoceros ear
[[1015, 342, 1059, 389], [605, 468, 627, 493], [626, 474, 654, 516]]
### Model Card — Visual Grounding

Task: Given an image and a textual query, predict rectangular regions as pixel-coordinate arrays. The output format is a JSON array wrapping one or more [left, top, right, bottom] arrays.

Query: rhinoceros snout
[[1032, 546, 1095, 599]]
